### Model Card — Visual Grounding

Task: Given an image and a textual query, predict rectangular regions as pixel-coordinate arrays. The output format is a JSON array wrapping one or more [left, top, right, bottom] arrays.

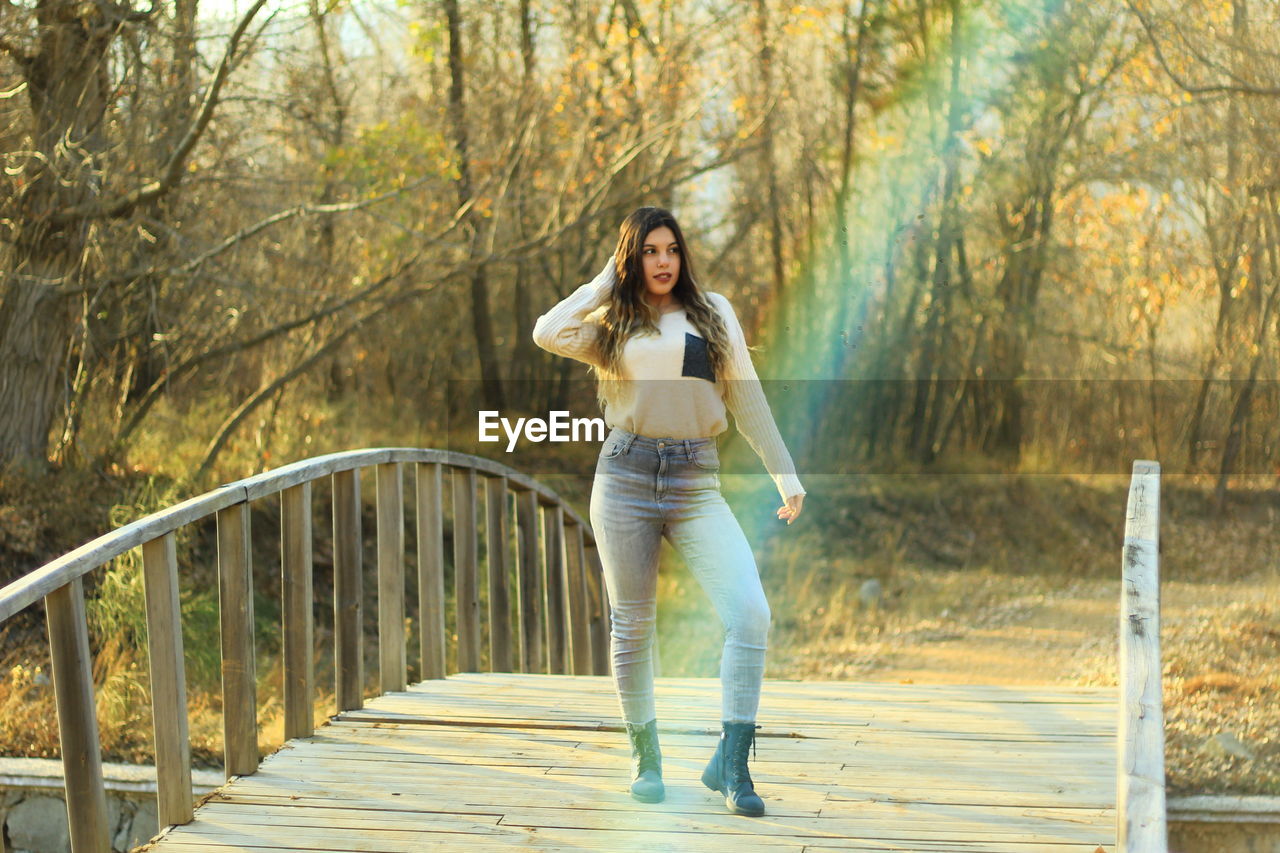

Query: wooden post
[[485, 476, 513, 673], [515, 489, 542, 674], [216, 503, 257, 777], [564, 522, 591, 675], [142, 533, 193, 827], [453, 467, 480, 672], [377, 463, 406, 694], [45, 579, 110, 853], [332, 469, 363, 711], [584, 543, 610, 676], [543, 504, 567, 675], [416, 463, 447, 680], [280, 482, 314, 739], [1118, 459, 1166, 853]]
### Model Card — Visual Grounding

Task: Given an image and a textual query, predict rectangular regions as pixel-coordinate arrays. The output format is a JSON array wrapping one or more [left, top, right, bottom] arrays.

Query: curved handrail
[[0, 447, 608, 853], [0, 447, 591, 622]]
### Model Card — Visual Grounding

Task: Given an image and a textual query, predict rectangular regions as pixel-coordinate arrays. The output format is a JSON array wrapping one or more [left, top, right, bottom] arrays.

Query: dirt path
[[863, 590, 1117, 685], [756, 572, 1280, 796]]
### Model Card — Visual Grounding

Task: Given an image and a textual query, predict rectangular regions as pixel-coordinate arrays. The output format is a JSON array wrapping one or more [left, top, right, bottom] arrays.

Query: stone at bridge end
[[6, 796, 70, 853]]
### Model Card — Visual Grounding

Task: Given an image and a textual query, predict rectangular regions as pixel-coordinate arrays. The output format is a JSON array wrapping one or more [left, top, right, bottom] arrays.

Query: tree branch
[[619, 0, 660, 58], [47, 0, 270, 224], [192, 274, 444, 480], [1124, 0, 1280, 97], [175, 180, 439, 272], [112, 252, 425, 446], [0, 34, 34, 64]]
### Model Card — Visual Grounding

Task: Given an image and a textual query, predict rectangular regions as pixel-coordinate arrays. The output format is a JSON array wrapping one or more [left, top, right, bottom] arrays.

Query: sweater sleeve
[[710, 292, 806, 503], [532, 258, 617, 369]]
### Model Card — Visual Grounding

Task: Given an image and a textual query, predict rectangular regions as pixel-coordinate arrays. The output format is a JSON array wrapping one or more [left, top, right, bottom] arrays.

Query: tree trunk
[[1215, 204, 1276, 510], [507, 0, 538, 403], [102, 0, 203, 450], [0, 1, 114, 466], [755, 0, 786, 301], [826, 0, 875, 385], [444, 0, 504, 412], [0, 274, 75, 467], [1187, 0, 1248, 469], [909, 0, 965, 464]]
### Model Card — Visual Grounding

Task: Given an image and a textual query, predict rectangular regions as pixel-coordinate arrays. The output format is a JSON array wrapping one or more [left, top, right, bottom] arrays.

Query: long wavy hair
[[591, 207, 732, 414]]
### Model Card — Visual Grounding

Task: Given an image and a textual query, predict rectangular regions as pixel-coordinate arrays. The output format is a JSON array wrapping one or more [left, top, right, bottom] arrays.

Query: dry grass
[[0, 636, 152, 764], [0, 636, 339, 768], [1155, 600, 1278, 795]]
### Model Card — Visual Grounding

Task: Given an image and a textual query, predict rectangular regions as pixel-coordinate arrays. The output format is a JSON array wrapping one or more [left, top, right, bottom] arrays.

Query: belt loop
[[623, 431, 637, 453], [682, 439, 693, 462]]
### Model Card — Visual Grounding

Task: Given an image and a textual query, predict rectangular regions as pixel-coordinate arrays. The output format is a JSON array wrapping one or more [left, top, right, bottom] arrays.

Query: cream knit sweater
[[533, 258, 806, 503]]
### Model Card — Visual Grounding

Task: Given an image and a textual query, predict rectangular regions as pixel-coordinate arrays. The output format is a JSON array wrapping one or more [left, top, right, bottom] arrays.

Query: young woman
[[532, 206, 806, 817]]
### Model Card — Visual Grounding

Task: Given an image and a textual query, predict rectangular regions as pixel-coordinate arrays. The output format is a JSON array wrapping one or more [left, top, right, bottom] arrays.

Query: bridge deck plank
[[143, 674, 1117, 852]]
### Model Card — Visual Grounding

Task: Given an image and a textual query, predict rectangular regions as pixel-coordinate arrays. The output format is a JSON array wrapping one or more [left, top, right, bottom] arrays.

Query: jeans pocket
[[602, 438, 626, 460], [691, 445, 720, 470]]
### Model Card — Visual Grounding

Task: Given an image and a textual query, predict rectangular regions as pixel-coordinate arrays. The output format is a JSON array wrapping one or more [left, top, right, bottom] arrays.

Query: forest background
[[0, 0, 1276, 799]]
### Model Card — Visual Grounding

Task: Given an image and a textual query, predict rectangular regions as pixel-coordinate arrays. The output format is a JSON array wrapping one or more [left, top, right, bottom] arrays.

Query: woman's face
[[640, 225, 680, 302]]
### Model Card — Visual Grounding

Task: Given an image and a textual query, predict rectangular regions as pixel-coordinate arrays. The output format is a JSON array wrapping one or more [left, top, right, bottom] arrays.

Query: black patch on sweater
[[681, 333, 715, 383]]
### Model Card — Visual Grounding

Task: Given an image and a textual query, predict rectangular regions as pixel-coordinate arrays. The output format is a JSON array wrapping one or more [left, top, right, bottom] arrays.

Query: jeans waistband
[[608, 427, 717, 455]]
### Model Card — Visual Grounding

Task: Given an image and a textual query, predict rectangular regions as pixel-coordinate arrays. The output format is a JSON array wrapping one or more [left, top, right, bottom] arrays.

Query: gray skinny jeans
[[589, 426, 771, 725]]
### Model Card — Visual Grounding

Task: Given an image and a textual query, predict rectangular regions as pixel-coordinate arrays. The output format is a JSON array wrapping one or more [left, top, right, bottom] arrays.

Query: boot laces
[[728, 724, 761, 788], [638, 738, 660, 773], [631, 726, 660, 774], [732, 724, 760, 761]]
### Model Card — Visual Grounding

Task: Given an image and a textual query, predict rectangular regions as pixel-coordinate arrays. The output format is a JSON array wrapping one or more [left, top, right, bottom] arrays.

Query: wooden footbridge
[[0, 452, 1167, 852]]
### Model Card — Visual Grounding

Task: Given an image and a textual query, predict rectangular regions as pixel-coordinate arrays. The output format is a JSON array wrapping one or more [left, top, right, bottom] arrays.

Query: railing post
[[142, 532, 193, 827], [280, 482, 314, 739], [1118, 459, 1166, 853], [564, 521, 592, 675], [485, 475, 512, 673], [543, 503, 568, 674], [453, 466, 480, 672], [584, 543, 611, 676], [332, 468, 363, 711], [377, 463, 406, 694], [416, 462, 446, 680], [45, 578, 110, 853], [515, 489, 542, 674], [216, 502, 257, 778]]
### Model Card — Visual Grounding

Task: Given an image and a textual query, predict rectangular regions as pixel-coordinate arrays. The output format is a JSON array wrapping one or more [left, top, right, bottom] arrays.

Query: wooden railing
[[1117, 459, 1168, 852], [0, 448, 610, 853]]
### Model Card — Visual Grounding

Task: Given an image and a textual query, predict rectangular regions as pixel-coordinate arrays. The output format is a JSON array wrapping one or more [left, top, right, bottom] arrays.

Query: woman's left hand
[[777, 493, 805, 525]]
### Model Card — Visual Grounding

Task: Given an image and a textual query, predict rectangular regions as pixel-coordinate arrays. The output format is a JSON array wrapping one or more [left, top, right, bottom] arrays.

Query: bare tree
[[0, 0, 266, 468]]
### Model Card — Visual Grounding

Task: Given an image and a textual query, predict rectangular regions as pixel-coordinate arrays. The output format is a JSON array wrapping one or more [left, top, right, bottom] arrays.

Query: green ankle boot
[[625, 719, 665, 803], [701, 721, 765, 816]]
